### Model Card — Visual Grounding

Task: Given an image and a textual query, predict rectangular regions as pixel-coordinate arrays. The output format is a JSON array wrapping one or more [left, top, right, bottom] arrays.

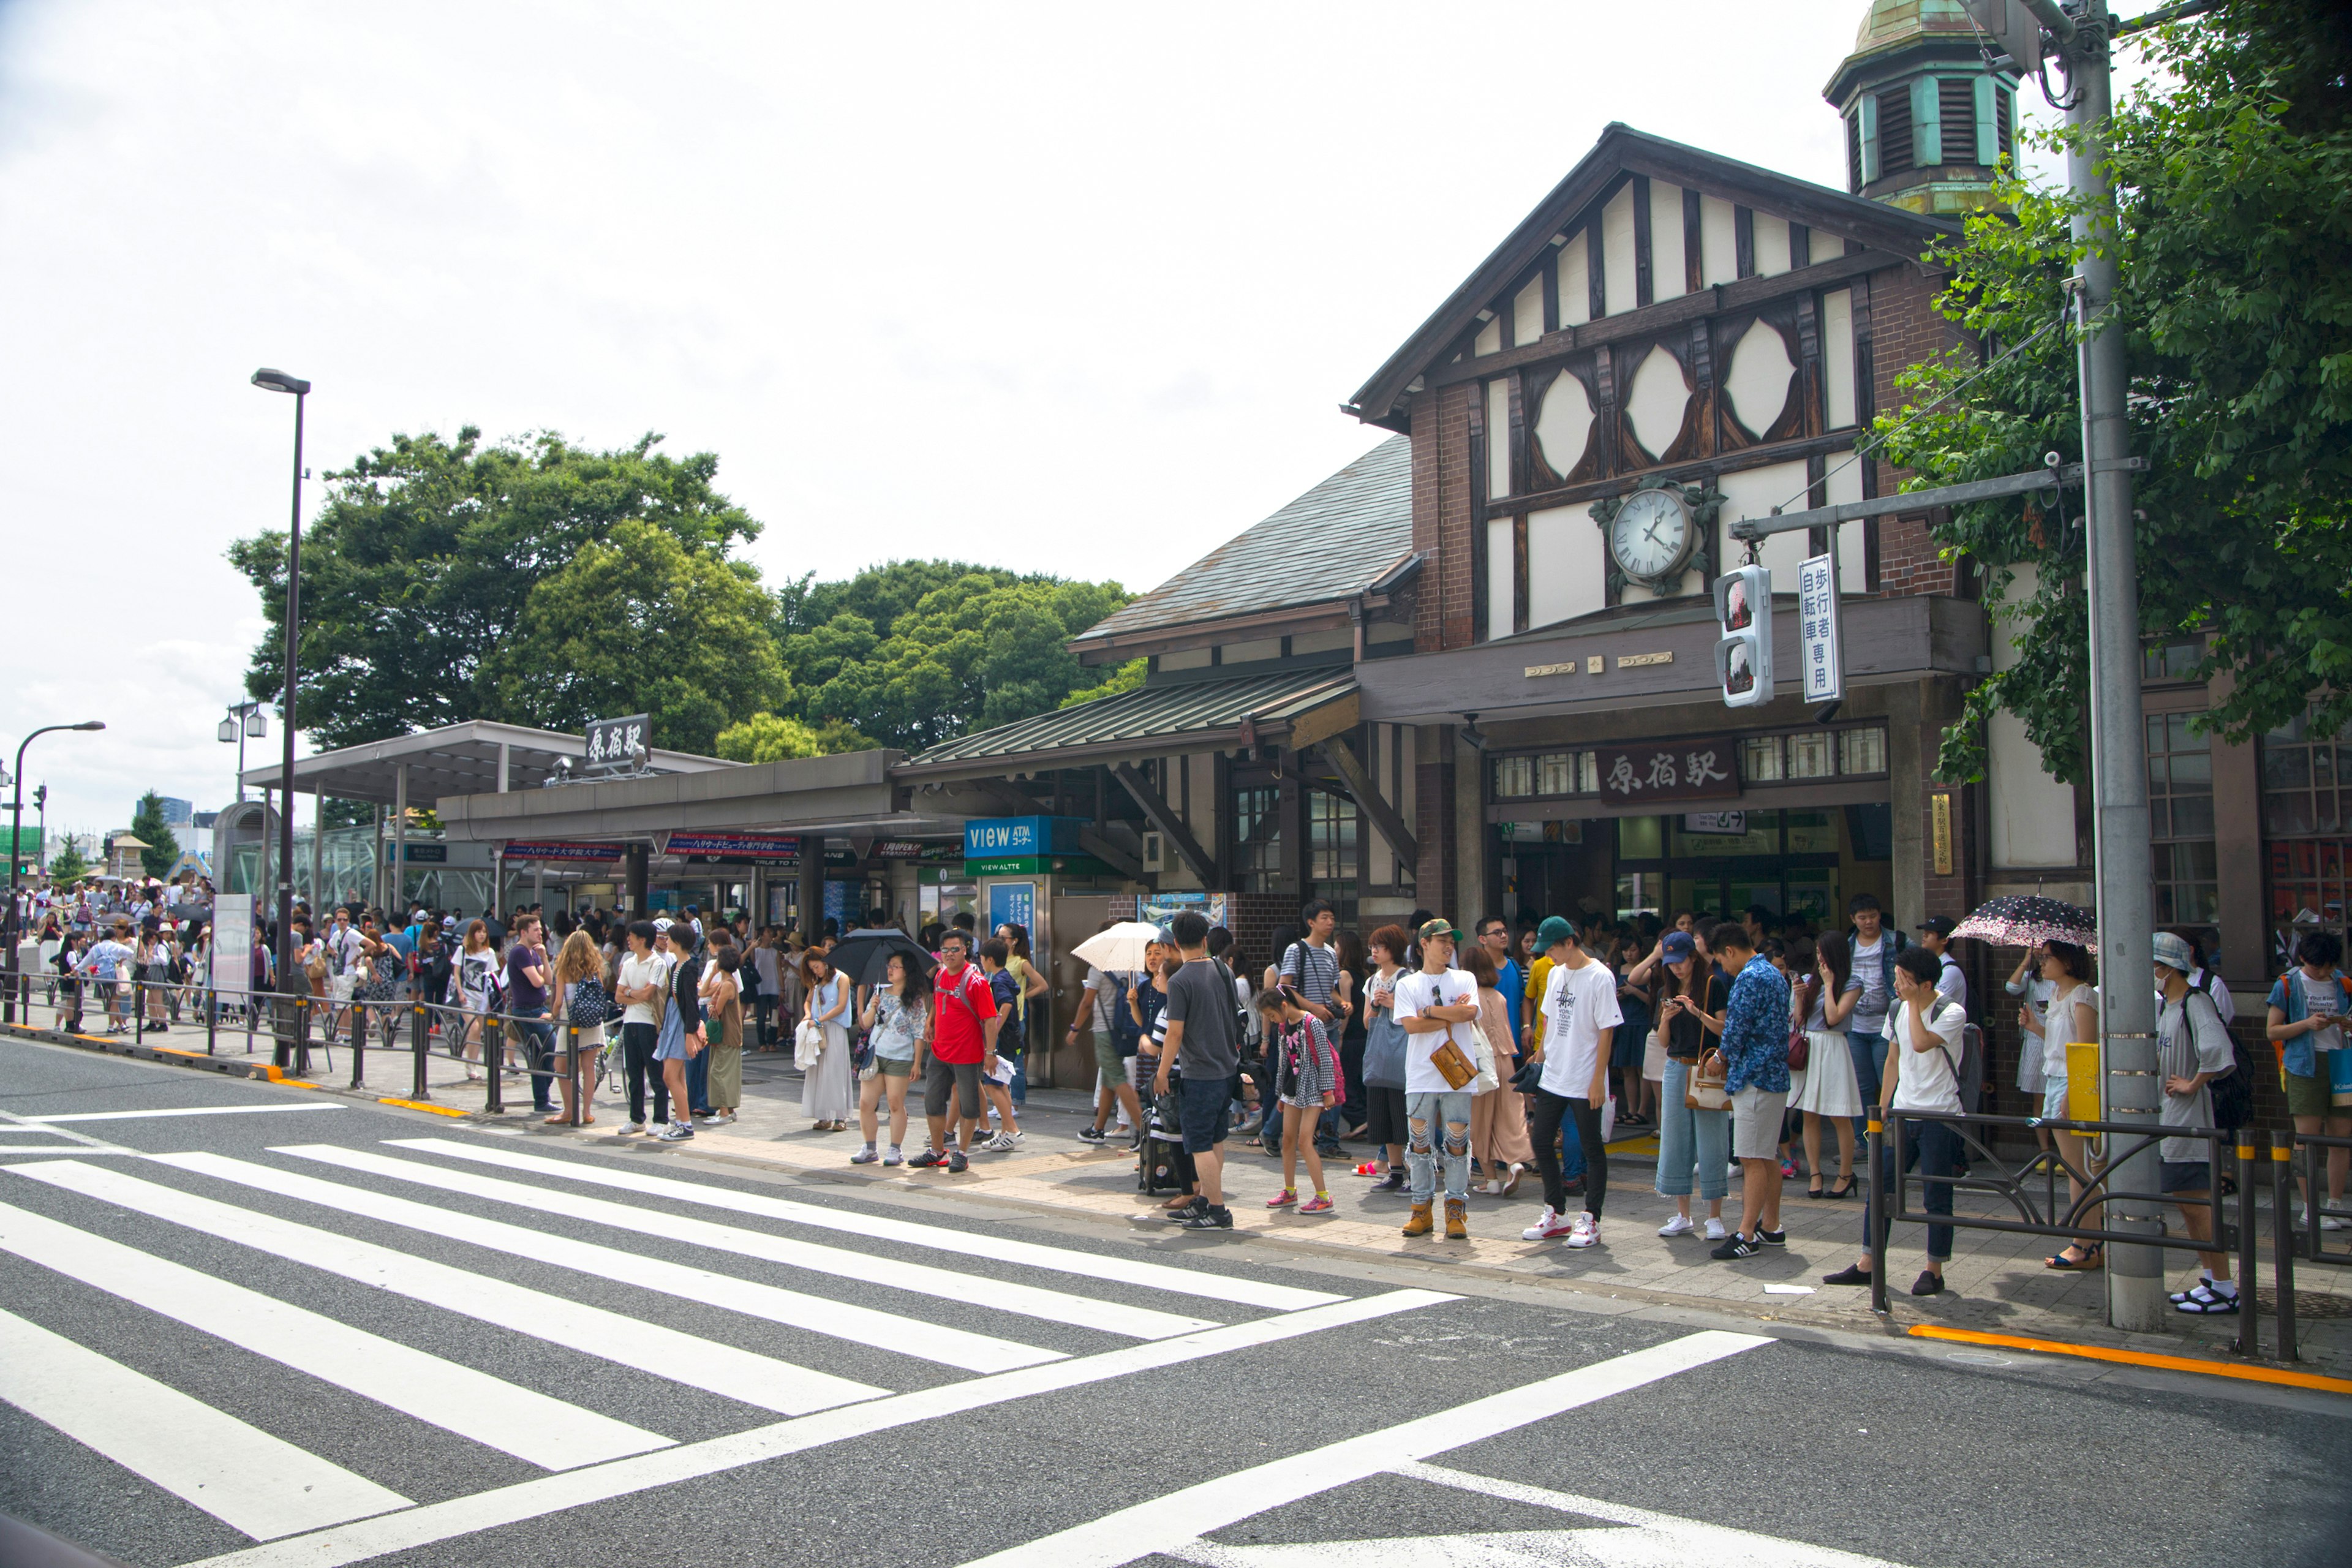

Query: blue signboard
[[987, 881, 1035, 938]]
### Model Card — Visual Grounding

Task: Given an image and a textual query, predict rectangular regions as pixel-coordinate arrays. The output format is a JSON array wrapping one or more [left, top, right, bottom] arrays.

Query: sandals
[[1806, 1180, 1826, 1199], [2174, 1281, 2239, 1315], [2045, 1243, 2103, 1272]]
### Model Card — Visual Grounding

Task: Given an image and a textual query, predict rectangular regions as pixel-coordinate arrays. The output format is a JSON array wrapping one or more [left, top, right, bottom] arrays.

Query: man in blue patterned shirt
[[1708, 922, 1792, 1261]]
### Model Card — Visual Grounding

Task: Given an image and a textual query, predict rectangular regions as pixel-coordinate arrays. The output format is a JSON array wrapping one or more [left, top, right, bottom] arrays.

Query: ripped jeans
[[1406, 1090, 1474, 1205]]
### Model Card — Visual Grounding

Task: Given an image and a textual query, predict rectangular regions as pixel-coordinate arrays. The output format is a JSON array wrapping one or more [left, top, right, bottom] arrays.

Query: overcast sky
[[0, 0, 2100, 853]]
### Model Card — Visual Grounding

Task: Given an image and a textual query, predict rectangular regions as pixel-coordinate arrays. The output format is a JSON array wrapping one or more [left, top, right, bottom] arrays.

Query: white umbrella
[[1071, 921, 1164, 972]]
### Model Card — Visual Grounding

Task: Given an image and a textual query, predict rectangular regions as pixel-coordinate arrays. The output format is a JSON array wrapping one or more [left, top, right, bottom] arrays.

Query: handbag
[[1642, 1027, 1668, 1083], [1428, 1035, 1477, 1091], [1686, 1049, 1732, 1110]]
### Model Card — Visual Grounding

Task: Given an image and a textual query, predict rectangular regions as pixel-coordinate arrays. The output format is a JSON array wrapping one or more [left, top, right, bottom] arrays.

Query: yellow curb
[[1907, 1324, 2352, 1395], [375, 1097, 470, 1118]]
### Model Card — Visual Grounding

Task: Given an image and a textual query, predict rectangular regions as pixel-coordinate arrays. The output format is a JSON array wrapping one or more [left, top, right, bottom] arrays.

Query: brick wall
[[1411, 383, 1476, 652], [1866, 263, 1967, 600], [1414, 752, 1455, 911]]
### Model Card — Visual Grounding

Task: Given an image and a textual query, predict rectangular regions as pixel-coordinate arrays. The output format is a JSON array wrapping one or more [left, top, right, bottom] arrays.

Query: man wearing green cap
[[1393, 917, 1481, 1240]]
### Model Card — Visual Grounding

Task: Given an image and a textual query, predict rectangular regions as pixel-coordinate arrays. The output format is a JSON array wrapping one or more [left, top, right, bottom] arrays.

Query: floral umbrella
[[1950, 894, 2096, 949]]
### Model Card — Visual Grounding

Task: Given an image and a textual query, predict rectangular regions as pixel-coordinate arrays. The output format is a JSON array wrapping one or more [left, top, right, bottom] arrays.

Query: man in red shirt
[[913, 930, 999, 1172]]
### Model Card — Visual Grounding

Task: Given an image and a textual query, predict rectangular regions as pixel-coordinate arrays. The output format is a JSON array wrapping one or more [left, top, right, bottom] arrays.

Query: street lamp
[[4, 722, 105, 1022], [219, 700, 267, 804], [252, 367, 309, 1067]]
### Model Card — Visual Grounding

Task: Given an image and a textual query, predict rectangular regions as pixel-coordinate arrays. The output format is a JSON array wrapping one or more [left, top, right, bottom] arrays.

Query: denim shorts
[[1178, 1074, 1231, 1154]]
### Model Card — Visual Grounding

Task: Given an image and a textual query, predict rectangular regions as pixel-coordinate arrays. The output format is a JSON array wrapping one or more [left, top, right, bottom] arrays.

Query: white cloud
[[0, 0, 2094, 835]]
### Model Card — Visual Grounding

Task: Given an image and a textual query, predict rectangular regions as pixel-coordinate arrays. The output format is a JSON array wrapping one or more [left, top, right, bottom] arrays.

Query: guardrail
[[1866, 1109, 2340, 1362], [9, 973, 615, 1126]]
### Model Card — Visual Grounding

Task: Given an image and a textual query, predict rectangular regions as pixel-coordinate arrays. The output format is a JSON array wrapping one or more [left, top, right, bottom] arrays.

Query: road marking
[[1907, 1324, 2352, 1395], [27, 1103, 347, 1123], [953, 1330, 1772, 1568], [0, 1196, 666, 1470], [1394, 1461, 1910, 1566], [157, 1151, 1061, 1374], [394, 1136, 1344, 1311], [0, 1306, 411, 1541], [14, 1159, 884, 1417], [182, 1288, 1453, 1568], [287, 1143, 1218, 1341]]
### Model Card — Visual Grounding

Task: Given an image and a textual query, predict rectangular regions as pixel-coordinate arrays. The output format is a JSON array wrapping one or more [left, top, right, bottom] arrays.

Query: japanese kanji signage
[[1596, 739, 1740, 804], [584, 714, 650, 772], [1797, 554, 1844, 703]]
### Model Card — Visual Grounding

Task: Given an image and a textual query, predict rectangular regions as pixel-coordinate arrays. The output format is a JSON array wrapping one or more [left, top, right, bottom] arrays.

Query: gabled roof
[[899, 668, 1356, 776], [1343, 123, 1959, 432], [1068, 435, 1415, 651]]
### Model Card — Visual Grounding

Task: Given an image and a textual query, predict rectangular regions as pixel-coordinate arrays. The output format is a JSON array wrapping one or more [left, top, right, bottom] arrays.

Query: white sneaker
[[706, 1111, 736, 1126], [1703, 1217, 1728, 1241], [1565, 1213, 1600, 1249], [1522, 1206, 1576, 1241], [619, 1121, 647, 1137], [2325, 1215, 2349, 1232], [1657, 1213, 1695, 1237], [981, 1131, 1018, 1153]]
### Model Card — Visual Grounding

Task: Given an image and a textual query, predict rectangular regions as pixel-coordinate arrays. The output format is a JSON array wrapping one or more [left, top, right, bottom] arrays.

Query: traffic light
[[1713, 565, 1773, 708]]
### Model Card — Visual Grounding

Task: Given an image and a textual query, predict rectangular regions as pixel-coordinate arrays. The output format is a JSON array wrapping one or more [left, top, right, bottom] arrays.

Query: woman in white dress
[[799, 949, 855, 1131], [1792, 930, 1864, 1198], [2035, 941, 2104, 1271]]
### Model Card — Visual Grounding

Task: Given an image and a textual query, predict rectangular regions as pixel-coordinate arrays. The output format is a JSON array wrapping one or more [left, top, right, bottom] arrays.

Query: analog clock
[[1607, 487, 1695, 586]]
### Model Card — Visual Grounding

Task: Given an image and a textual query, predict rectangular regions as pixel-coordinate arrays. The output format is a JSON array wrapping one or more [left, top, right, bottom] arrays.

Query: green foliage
[[801, 570, 1132, 750], [484, 521, 790, 756], [712, 712, 876, 763], [127, 794, 181, 879], [228, 429, 761, 751], [1060, 657, 1147, 709], [1879, 1, 2352, 783], [47, 839, 89, 885]]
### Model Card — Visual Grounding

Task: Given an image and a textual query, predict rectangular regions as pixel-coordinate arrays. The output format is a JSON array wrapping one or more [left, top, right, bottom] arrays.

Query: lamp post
[[219, 701, 266, 806], [252, 367, 309, 1068], [4, 722, 106, 1022]]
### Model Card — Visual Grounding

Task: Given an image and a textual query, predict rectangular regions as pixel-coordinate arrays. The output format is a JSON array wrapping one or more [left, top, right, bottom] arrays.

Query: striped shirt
[[1279, 940, 1340, 1010]]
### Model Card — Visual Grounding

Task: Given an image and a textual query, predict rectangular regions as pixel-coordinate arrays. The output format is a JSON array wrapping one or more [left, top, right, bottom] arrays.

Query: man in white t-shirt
[[611, 920, 670, 1135], [1521, 916, 1622, 1248], [1822, 944, 1967, 1298], [1392, 918, 1482, 1241]]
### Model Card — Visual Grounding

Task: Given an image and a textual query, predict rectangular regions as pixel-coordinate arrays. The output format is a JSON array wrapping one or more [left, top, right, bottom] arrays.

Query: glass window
[[2269, 839, 2348, 969], [1493, 755, 1534, 799], [1742, 736, 1782, 782], [2143, 638, 2202, 681], [1671, 810, 1781, 858], [1617, 815, 1664, 861], [1308, 790, 1357, 882], [1787, 731, 1834, 778], [1232, 785, 1281, 894], [1785, 810, 1839, 854], [1839, 726, 1887, 775], [1496, 751, 1594, 799], [2261, 710, 2352, 964]]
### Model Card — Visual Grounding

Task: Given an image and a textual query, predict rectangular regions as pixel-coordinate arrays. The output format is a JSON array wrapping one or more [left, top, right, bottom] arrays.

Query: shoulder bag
[[1686, 1049, 1732, 1110]]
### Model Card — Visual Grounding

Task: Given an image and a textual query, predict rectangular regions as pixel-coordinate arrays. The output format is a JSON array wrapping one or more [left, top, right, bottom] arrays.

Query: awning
[[238, 721, 734, 807], [893, 668, 1360, 782]]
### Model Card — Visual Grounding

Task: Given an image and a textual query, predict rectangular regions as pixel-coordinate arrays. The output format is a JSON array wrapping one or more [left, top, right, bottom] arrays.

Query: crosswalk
[[0, 1131, 1452, 1566]]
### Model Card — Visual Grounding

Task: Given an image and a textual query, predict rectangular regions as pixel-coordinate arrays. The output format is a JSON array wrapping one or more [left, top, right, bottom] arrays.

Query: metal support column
[[392, 764, 408, 917], [797, 835, 826, 941]]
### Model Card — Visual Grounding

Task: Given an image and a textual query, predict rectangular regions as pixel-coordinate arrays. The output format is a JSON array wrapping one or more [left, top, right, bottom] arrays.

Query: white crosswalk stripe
[[12, 1159, 886, 1415], [155, 1151, 1063, 1374], [281, 1142, 1221, 1340], [388, 1136, 1344, 1311], [0, 1306, 412, 1540], [0, 1196, 670, 1469], [0, 1139, 1454, 1561]]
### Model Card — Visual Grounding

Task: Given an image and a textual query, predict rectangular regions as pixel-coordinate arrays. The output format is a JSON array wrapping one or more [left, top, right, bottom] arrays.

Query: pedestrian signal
[[1713, 565, 1773, 709]]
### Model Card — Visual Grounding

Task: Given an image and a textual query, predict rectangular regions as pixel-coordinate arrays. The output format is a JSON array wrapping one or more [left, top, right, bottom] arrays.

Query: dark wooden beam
[[1423, 247, 1902, 393], [1077, 827, 1149, 884], [1318, 735, 1419, 868], [1485, 429, 1860, 519], [1111, 762, 1218, 887]]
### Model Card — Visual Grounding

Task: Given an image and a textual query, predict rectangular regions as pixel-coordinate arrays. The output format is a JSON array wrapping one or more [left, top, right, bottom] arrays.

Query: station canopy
[[237, 720, 733, 808]]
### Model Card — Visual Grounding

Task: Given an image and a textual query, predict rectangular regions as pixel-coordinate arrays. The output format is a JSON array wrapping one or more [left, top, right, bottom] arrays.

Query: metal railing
[[7, 972, 617, 1126], [1865, 1109, 2331, 1361]]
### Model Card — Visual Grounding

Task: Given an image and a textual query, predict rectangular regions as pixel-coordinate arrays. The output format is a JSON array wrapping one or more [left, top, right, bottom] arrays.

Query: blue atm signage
[[961, 816, 1107, 878]]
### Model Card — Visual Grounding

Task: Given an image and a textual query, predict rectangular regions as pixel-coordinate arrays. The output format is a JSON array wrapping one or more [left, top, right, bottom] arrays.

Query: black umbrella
[[824, 927, 935, 990], [1951, 894, 2096, 949]]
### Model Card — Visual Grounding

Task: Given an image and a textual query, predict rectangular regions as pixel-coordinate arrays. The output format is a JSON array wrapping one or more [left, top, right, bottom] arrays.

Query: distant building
[[153, 797, 195, 827]]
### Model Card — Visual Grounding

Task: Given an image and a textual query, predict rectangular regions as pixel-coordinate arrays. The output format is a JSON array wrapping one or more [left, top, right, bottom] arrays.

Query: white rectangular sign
[[1797, 553, 1844, 703], [210, 894, 252, 999]]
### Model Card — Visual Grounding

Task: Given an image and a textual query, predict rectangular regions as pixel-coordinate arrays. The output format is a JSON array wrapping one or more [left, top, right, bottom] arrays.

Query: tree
[[128, 794, 181, 879], [1879, 1, 2352, 783], [1060, 658, 1146, 709], [484, 521, 791, 756], [805, 572, 1133, 750], [47, 838, 89, 886], [228, 429, 763, 751], [714, 712, 879, 763]]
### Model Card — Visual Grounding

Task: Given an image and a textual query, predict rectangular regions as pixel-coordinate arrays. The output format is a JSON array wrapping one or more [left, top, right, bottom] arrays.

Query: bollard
[[2235, 1140, 2261, 1359], [350, 1001, 367, 1090], [206, 993, 218, 1057], [1867, 1115, 1888, 1316], [411, 1005, 429, 1100], [295, 995, 312, 1079], [133, 982, 143, 1045], [484, 1019, 503, 1115], [568, 1022, 582, 1126], [2272, 1130, 2297, 1363]]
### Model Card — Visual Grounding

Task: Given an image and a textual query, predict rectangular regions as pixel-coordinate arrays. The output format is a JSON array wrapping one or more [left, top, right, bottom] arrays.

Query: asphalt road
[[0, 1033, 2343, 1568]]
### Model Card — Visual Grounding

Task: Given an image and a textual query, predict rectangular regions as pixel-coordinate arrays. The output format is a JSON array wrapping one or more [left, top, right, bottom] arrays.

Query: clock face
[[1609, 488, 1694, 582]]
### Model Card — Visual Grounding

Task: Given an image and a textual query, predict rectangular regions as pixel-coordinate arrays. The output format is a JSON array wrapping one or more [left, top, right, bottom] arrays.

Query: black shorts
[[925, 1057, 982, 1120], [1365, 1085, 1410, 1147], [2160, 1158, 2212, 1194]]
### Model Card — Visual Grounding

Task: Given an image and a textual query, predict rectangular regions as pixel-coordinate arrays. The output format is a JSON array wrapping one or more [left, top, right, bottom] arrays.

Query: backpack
[[2191, 987, 2253, 1131], [1108, 971, 1143, 1058], [988, 969, 1026, 1055]]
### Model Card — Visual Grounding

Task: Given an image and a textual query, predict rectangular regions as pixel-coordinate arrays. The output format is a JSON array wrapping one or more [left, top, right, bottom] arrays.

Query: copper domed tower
[[1825, 0, 2022, 215]]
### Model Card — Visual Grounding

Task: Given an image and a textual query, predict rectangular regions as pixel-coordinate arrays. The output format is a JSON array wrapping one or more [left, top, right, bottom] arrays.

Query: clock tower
[[1826, 0, 2022, 216]]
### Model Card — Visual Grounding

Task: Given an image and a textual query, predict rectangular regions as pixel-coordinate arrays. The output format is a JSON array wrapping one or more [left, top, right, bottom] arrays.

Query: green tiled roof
[[901, 668, 1355, 772]]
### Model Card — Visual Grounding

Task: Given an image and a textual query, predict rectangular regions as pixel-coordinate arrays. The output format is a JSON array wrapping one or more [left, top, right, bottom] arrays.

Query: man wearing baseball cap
[[1521, 915, 1621, 1248], [1916, 916, 1968, 1019], [1391, 918, 1482, 1240]]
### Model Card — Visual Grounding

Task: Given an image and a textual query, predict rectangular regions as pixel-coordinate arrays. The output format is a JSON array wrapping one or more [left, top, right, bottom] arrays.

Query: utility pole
[[1997, 0, 2162, 1330]]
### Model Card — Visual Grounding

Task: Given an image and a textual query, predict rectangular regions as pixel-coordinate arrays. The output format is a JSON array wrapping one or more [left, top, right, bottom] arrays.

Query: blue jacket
[[1720, 956, 1792, 1095]]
